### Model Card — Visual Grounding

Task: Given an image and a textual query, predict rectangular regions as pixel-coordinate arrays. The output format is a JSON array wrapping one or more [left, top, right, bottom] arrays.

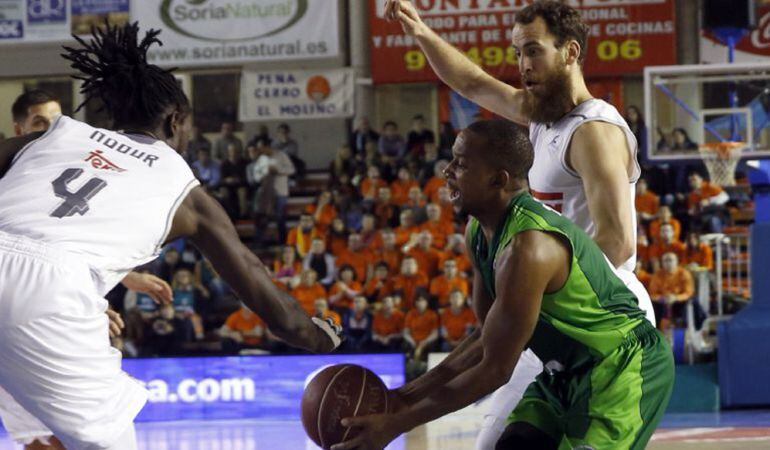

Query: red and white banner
[[701, 5, 770, 63], [369, 0, 677, 84]]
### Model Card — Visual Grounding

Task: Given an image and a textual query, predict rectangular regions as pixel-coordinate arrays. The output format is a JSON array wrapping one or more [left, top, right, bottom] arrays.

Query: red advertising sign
[[370, 0, 677, 84], [701, 5, 770, 63]]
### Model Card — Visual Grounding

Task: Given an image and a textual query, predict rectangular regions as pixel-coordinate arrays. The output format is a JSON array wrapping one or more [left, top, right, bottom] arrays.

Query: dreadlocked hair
[[62, 21, 190, 130]]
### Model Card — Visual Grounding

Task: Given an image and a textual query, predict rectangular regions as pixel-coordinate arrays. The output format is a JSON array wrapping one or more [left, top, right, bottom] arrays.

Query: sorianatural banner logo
[[160, 0, 309, 42]]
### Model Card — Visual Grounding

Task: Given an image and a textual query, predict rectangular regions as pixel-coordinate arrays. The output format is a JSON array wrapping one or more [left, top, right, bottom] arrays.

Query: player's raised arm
[[385, 0, 528, 125], [168, 186, 341, 354], [331, 230, 565, 450], [568, 121, 637, 267]]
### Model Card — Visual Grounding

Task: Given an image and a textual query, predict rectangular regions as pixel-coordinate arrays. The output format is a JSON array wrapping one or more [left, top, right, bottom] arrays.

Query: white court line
[[681, 437, 770, 443], [651, 428, 733, 441]]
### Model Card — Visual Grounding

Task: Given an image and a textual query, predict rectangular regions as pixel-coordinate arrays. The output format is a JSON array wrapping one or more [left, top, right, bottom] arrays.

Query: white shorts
[[0, 231, 147, 450], [475, 348, 544, 450], [0, 386, 52, 445]]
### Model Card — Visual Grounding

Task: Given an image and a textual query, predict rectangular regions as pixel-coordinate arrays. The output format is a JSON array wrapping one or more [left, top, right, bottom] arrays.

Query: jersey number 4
[[50, 168, 107, 218]]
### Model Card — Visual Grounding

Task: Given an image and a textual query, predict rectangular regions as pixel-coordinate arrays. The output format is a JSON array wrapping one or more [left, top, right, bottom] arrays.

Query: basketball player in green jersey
[[332, 121, 674, 450]]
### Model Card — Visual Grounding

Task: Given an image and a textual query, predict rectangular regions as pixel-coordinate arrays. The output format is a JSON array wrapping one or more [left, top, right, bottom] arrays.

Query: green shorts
[[507, 322, 675, 450]]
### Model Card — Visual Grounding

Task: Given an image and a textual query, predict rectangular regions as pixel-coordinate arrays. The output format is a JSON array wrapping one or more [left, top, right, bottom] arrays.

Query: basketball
[[301, 364, 389, 449]]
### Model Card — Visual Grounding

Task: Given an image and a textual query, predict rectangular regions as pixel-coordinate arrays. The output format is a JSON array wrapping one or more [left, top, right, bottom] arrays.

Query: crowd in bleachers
[[111, 115, 480, 366], [109, 107, 753, 361], [628, 105, 754, 331]]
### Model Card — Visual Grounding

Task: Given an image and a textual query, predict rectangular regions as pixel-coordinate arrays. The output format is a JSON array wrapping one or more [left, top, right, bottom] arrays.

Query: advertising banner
[[131, 0, 340, 68], [71, 0, 129, 36], [369, 0, 677, 84], [122, 353, 405, 422], [0, 0, 129, 42], [240, 68, 355, 121], [0, 0, 69, 42], [701, 4, 770, 63]]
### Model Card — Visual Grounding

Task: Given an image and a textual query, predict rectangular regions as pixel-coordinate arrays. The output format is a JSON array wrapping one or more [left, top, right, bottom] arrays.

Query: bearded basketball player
[[384, 1, 656, 448]]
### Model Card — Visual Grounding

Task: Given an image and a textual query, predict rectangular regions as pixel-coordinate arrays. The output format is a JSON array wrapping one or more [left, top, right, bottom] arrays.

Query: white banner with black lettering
[[131, 0, 339, 67], [239, 68, 354, 121]]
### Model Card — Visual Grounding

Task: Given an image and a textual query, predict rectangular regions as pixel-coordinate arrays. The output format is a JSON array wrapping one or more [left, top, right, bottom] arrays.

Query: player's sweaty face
[[511, 17, 565, 94], [444, 130, 492, 215], [18, 101, 62, 135]]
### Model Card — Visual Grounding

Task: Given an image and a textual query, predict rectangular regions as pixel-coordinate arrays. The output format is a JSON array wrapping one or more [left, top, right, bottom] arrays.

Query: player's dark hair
[[62, 22, 190, 132], [466, 120, 533, 182], [11, 89, 59, 122], [515, 0, 589, 66]]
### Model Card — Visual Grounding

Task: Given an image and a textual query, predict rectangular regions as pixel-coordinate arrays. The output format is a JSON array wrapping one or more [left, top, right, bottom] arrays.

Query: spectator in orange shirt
[[403, 231, 442, 278], [342, 296, 373, 352], [391, 167, 420, 206], [404, 186, 428, 223], [395, 209, 421, 247], [649, 205, 681, 243], [688, 172, 730, 233], [421, 203, 453, 249], [423, 160, 449, 203], [684, 232, 714, 271], [328, 217, 349, 257], [314, 298, 342, 327], [364, 262, 394, 302], [290, 269, 327, 316], [374, 230, 402, 274], [305, 191, 337, 234], [404, 296, 440, 361], [273, 245, 302, 285], [439, 234, 473, 276], [302, 238, 336, 287], [286, 214, 322, 258], [430, 259, 469, 307], [336, 233, 374, 282], [373, 186, 400, 229], [440, 290, 477, 351], [392, 257, 430, 311], [649, 252, 695, 327], [328, 264, 363, 311], [372, 296, 405, 351], [219, 306, 266, 354], [360, 165, 387, 202], [360, 213, 383, 250], [635, 178, 660, 222], [649, 223, 687, 271], [635, 260, 652, 291]]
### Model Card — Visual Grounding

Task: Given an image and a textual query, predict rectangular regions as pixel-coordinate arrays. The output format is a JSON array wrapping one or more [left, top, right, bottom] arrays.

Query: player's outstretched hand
[[122, 271, 173, 304], [312, 317, 344, 352], [106, 309, 125, 338], [330, 414, 402, 450], [384, 0, 424, 37]]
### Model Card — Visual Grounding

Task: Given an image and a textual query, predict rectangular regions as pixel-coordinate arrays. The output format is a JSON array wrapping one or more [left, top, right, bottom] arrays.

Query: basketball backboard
[[644, 62, 770, 161]]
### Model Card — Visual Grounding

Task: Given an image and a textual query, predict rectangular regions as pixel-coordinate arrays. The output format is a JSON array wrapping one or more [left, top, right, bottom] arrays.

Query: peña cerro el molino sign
[[160, 0, 309, 42]]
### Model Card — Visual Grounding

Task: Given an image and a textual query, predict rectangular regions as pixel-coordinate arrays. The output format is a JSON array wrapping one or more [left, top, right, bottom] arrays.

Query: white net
[[698, 142, 745, 186]]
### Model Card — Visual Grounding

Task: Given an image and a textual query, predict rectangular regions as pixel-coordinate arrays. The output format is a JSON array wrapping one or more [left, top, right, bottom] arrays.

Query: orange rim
[[699, 142, 746, 159]]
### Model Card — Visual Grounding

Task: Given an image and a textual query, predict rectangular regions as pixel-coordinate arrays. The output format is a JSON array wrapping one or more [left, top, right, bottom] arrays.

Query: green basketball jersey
[[468, 192, 645, 369]]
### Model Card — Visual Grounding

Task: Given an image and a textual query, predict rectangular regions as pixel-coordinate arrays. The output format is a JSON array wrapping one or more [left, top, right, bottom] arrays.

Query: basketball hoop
[[698, 142, 746, 186]]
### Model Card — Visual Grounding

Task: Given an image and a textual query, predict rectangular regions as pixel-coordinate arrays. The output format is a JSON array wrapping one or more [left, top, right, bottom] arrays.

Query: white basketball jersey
[[0, 116, 199, 295], [528, 99, 641, 271]]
